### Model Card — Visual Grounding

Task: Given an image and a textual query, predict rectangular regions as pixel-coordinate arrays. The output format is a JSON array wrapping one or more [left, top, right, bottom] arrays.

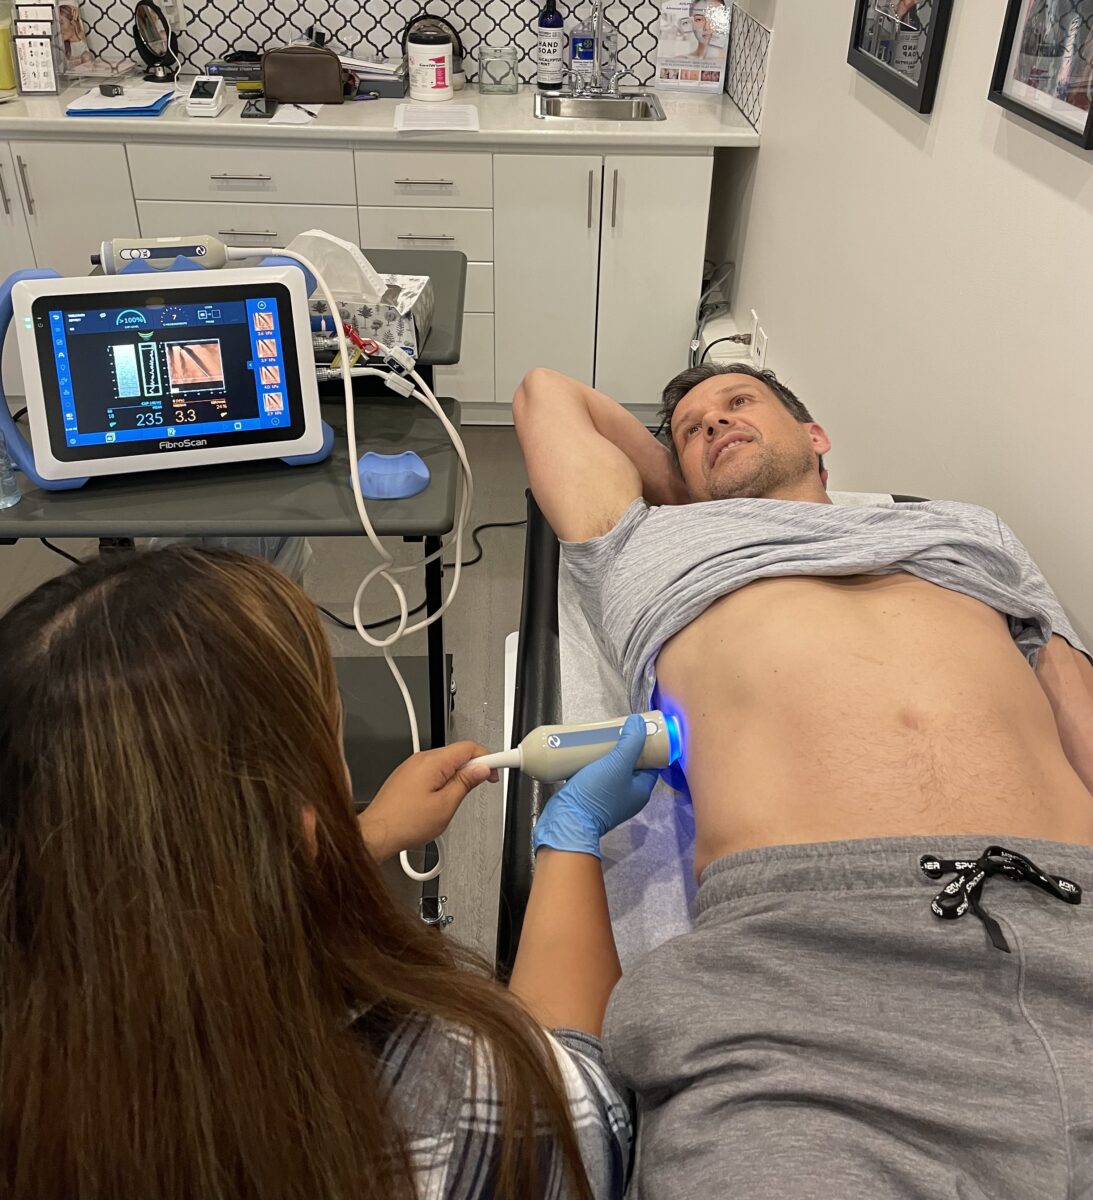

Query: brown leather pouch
[[262, 45, 345, 104]]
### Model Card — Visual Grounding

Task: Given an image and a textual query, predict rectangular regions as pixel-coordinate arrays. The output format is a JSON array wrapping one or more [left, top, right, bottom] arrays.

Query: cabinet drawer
[[355, 151, 492, 208], [358, 207, 492, 261], [465, 262, 493, 313], [137, 200, 359, 249], [128, 144, 356, 205], [435, 313, 494, 404]]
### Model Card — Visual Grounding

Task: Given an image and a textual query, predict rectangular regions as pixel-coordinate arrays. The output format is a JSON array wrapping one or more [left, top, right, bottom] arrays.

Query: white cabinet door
[[595, 154, 713, 405], [11, 141, 138, 277], [493, 154, 601, 408], [0, 143, 35, 400], [435, 313, 494, 406]]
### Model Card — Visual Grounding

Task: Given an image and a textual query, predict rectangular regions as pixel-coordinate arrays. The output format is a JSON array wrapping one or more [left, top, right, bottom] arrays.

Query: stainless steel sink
[[533, 91, 666, 121]]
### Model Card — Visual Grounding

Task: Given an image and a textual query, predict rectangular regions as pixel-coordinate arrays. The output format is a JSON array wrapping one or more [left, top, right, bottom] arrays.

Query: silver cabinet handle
[[396, 233, 455, 241], [217, 229, 280, 239], [16, 155, 34, 216], [209, 173, 272, 182], [611, 168, 618, 229], [587, 169, 594, 229], [394, 177, 454, 186], [0, 163, 9, 216]]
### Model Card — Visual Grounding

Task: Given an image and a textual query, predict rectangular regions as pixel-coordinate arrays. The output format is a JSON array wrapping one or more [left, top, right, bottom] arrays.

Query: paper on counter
[[65, 83, 174, 112], [270, 103, 323, 125], [394, 103, 479, 133]]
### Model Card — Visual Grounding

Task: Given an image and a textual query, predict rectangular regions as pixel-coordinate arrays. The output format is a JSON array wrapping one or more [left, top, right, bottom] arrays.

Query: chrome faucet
[[591, 0, 606, 92]]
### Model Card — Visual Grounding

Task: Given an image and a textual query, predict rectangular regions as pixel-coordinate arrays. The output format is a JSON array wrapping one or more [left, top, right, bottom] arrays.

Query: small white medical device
[[470, 710, 682, 783], [185, 74, 227, 117], [11, 266, 325, 481]]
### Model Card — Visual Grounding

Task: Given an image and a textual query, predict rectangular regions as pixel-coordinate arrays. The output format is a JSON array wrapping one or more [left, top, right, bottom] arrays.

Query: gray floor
[[0, 426, 530, 961]]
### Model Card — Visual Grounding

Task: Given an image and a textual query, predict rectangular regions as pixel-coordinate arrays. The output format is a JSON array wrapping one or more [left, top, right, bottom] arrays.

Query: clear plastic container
[[0, 429, 22, 509], [569, 3, 618, 82]]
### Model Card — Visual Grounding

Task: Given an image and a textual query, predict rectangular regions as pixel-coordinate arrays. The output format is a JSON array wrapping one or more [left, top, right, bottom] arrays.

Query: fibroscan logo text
[[158, 439, 208, 450]]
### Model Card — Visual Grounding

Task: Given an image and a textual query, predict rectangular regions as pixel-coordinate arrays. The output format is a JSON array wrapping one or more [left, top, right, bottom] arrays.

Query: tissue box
[[310, 274, 434, 361]]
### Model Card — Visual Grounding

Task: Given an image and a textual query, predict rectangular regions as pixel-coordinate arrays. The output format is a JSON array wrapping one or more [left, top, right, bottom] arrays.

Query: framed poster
[[654, 0, 731, 93], [989, 0, 1093, 148], [847, 0, 954, 113]]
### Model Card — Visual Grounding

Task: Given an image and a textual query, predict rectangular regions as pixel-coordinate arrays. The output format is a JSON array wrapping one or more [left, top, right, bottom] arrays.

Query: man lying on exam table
[[0, 546, 655, 1200], [516, 363, 1093, 1199]]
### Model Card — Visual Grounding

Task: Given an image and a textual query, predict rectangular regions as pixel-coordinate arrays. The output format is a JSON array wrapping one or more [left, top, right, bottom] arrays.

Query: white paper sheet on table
[[394, 103, 480, 133], [270, 103, 323, 125], [556, 491, 898, 969]]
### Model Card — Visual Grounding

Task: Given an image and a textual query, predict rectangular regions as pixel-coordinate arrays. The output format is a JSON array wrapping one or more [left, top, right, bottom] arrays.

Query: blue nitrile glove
[[532, 714, 661, 858]]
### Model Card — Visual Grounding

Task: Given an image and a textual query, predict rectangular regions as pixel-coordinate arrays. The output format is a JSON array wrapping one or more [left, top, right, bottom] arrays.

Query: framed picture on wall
[[847, 0, 954, 113], [989, 0, 1093, 148]]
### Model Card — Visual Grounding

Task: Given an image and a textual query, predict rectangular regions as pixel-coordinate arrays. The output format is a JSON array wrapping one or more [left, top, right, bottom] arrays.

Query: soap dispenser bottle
[[536, 0, 565, 91], [569, 1, 617, 84]]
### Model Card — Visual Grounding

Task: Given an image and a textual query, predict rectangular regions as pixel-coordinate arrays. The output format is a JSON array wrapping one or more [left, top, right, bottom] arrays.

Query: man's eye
[[730, 396, 749, 408], [686, 423, 701, 437]]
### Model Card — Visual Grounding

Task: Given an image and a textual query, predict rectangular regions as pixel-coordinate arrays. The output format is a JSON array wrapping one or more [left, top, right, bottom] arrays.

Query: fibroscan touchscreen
[[12, 267, 324, 480]]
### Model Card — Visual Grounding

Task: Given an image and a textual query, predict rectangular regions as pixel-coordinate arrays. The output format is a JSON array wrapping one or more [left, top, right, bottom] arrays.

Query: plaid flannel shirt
[[366, 1014, 633, 1199]]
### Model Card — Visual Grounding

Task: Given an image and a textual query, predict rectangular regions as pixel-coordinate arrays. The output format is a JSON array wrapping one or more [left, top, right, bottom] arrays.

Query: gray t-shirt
[[561, 497, 1087, 713]]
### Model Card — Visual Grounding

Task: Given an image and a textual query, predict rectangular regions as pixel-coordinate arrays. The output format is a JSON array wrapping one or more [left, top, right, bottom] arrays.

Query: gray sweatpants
[[603, 836, 1093, 1199]]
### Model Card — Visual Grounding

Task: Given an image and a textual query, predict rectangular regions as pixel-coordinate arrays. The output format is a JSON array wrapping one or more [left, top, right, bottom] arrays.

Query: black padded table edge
[[495, 492, 561, 975]]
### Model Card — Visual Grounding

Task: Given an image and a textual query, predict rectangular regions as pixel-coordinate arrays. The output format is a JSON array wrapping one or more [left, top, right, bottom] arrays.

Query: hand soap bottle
[[536, 0, 565, 91]]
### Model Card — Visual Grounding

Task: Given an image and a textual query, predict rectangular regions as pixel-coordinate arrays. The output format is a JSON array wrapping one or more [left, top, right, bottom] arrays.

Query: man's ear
[[808, 423, 832, 458]]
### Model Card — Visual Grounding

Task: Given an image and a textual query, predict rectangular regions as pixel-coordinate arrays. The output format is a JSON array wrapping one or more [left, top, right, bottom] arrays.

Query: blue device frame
[[0, 254, 334, 492]]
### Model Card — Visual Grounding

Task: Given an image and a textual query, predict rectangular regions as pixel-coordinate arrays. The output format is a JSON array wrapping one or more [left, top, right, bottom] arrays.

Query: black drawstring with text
[[919, 845, 1082, 953]]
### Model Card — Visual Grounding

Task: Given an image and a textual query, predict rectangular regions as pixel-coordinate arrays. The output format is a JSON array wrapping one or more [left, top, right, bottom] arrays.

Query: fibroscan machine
[[0, 248, 331, 492]]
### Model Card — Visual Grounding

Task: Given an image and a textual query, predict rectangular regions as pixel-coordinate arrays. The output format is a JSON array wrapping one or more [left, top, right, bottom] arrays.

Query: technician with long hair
[[0, 547, 654, 1199]]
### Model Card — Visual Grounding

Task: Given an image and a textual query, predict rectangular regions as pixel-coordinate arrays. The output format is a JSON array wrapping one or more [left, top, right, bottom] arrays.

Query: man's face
[[669, 374, 831, 502]]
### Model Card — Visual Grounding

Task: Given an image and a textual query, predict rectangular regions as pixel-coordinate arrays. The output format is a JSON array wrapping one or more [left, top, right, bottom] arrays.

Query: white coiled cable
[[228, 247, 474, 882]]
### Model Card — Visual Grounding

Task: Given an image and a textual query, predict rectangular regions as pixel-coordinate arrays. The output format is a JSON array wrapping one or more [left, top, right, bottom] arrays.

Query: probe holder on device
[[0, 256, 333, 492]]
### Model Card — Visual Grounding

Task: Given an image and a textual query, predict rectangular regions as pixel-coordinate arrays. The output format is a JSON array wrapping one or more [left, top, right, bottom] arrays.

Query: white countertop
[[0, 83, 759, 150]]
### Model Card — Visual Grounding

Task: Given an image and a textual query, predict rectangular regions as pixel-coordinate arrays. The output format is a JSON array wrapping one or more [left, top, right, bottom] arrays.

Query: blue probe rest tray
[[355, 451, 431, 499]]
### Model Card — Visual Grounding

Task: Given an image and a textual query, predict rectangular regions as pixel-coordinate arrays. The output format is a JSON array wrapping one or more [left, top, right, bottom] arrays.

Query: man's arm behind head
[[513, 368, 687, 543]]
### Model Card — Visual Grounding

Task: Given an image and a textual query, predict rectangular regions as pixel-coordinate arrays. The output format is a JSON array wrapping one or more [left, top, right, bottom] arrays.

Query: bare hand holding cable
[[358, 742, 498, 863], [532, 715, 660, 858]]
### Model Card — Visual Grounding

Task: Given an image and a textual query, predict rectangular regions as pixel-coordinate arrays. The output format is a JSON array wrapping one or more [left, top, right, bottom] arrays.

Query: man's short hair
[[655, 362, 824, 472]]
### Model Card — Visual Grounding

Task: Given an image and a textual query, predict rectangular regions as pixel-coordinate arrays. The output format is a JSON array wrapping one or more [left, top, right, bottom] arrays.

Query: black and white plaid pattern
[[370, 1014, 632, 1198]]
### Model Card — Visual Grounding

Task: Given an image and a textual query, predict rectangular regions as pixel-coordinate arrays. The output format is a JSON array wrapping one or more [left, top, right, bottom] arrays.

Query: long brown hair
[[0, 547, 591, 1199]]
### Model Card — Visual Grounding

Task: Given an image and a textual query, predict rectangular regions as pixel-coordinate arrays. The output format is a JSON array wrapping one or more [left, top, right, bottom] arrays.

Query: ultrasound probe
[[469, 710, 682, 783]]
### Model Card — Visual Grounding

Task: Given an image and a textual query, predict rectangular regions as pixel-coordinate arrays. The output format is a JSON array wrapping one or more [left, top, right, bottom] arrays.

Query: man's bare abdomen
[[654, 572, 1093, 873]]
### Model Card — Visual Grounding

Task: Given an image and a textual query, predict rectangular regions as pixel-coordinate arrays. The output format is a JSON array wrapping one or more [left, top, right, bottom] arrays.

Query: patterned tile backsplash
[[726, 5, 769, 130], [80, 0, 769, 103]]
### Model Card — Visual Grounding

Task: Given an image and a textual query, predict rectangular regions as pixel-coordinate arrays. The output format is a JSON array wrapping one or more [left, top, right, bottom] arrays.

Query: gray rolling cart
[[1, 248, 468, 922]]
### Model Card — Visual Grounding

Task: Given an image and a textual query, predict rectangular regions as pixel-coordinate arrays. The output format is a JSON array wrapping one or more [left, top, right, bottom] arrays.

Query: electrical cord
[[689, 261, 735, 366], [13, 407, 27, 423], [700, 334, 753, 365], [228, 244, 475, 884], [40, 538, 83, 565], [315, 518, 527, 632]]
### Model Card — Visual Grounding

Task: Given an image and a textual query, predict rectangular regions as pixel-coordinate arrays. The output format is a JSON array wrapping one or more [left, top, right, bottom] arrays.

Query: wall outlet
[[755, 326, 768, 369], [749, 308, 759, 350]]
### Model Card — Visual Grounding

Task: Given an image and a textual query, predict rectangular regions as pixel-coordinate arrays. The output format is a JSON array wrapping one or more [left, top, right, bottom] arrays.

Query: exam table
[[495, 490, 928, 974]]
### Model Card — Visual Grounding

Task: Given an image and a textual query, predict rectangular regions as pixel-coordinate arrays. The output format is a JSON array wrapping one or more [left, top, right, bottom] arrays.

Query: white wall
[[728, 0, 1093, 643]]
